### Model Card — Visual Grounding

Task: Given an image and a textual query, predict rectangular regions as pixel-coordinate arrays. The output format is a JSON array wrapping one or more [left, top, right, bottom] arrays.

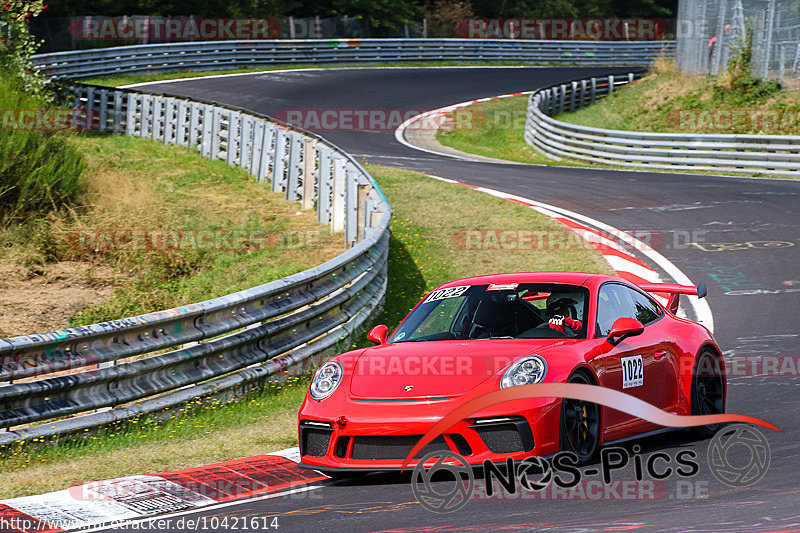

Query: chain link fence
[[677, 0, 800, 83]]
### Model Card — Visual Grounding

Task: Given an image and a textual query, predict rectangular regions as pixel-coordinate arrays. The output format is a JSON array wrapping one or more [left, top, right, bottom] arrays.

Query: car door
[[624, 287, 682, 414], [594, 283, 665, 438]]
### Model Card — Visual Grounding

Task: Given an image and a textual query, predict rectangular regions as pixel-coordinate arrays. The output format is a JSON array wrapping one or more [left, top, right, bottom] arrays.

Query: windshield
[[389, 283, 590, 342]]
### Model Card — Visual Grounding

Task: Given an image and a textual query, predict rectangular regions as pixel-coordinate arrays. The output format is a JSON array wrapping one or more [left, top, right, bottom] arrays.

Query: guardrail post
[[331, 157, 346, 233], [227, 111, 242, 166], [286, 132, 302, 201], [211, 107, 223, 160], [590, 78, 597, 105], [151, 96, 164, 142], [164, 97, 177, 145], [272, 129, 287, 193], [177, 100, 189, 146], [258, 121, 276, 183], [344, 165, 358, 246], [569, 81, 578, 111], [240, 116, 253, 170], [140, 95, 153, 138], [188, 102, 199, 147], [558, 85, 566, 114], [302, 139, 317, 211], [356, 182, 369, 242], [317, 147, 332, 224], [125, 93, 138, 136], [85, 86, 96, 128], [628, 72, 634, 84], [113, 91, 124, 132], [201, 105, 214, 157], [608, 75, 615, 94], [98, 89, 108, 132], [579, 79, 587, 109]]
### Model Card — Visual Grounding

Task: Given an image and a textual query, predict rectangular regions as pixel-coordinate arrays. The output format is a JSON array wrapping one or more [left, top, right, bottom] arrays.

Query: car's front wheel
[[559, 371, 600, 464]]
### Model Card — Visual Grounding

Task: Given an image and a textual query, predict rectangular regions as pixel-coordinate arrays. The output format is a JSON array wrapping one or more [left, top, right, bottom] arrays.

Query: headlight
[[501, 355, 548, 389], [309, 360, 343, 400]]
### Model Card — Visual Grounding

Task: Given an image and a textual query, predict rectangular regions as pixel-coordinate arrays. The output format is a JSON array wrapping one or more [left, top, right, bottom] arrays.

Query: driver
[[545, 293, 584, 334]]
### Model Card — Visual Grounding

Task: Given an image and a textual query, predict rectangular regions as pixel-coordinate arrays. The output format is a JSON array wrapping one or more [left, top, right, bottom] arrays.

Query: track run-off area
[[101, 66, 800, 532]]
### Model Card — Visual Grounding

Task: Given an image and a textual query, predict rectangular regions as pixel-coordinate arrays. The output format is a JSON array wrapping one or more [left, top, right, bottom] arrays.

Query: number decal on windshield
[[425, 286, 469, 303]]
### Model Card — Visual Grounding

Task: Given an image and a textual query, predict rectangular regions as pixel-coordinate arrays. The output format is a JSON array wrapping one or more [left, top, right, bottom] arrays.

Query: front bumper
[[297, 394, 561, 471]]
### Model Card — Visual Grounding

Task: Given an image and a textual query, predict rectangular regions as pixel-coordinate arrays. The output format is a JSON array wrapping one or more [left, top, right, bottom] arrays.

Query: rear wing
[[637, 282, 707, 315]]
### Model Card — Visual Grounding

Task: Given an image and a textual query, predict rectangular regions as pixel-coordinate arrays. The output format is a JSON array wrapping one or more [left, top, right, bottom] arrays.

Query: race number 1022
[[621, 355, 643, 388]]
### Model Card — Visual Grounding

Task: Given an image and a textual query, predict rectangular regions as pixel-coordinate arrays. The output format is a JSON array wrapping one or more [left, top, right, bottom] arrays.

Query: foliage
[[713, 22, 781, 106], [0, 0, 53, 101], [423, 0, 473, 37], [40, 0, 678, 29], [0, 74, 85, 224]]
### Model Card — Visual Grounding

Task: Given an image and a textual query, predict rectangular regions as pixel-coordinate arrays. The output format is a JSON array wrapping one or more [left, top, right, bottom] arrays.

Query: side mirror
[[367, 324, 389, 345], [607, 317, 644, 346]]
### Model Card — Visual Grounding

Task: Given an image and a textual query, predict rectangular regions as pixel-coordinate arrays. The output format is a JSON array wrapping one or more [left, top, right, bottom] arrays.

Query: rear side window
[[627, 288, 662, 325], [596, 283, 662, 337]]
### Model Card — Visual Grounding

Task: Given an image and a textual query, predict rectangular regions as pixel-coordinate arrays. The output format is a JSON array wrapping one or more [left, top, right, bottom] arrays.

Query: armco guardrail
[[0, 82, 390, 444], [525, 73, 800, 177], [31, 39, 675, 78]]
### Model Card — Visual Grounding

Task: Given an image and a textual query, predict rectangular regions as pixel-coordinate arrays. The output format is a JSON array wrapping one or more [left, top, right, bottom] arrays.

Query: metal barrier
[[32, 39, 676, 78], [525, 73, 800, 177], [0, 83, 391, 445]]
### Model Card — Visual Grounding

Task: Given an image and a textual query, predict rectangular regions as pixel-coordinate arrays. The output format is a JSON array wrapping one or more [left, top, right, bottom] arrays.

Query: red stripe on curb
[[616, 271, 658, 287], [156, 454, 327, 503], [0, 504, 61, 533], [590, 243, 654, 271]]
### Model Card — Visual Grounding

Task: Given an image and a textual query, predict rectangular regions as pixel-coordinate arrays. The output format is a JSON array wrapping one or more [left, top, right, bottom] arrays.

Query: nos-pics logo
[[411, 424, 771, 513]]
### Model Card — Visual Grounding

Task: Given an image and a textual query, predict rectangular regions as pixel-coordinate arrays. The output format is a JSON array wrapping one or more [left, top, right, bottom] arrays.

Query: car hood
[[349, 339, 572, 398]]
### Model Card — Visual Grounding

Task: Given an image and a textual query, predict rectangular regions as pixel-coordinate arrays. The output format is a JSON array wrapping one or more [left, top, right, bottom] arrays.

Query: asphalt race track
[[124, 67, 800, 532]]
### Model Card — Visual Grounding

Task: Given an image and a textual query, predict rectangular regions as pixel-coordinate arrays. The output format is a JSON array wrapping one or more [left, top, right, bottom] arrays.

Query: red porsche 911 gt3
[[297, 272, 725, 473]]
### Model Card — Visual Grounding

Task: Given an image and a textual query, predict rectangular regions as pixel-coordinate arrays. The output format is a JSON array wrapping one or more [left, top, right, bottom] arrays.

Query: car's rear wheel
[[559, 371, 600, 464], [691, 349, 725, 437]]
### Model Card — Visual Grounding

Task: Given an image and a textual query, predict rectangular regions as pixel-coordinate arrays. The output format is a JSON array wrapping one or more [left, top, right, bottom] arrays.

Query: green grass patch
[[59, 133, 345, 326], [435, 94, 555, 165], [558, 59, 793, 135], [0, 163, 612, 498], [0, 71, 85, 223]]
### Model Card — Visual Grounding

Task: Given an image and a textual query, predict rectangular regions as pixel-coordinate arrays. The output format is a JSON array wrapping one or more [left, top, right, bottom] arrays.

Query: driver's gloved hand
[[548, 316, 582, 333]]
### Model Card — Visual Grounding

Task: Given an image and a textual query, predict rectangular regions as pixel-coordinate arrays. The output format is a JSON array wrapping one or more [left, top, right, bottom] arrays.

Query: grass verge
[[436, 94, 555, 165], [557, 59, 792, 135], [0, 163, 612, 498], [0, 132, 344, 335]]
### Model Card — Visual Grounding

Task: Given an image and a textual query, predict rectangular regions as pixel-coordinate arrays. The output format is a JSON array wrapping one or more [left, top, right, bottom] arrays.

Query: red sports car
[[297, 272, 725, 473]]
